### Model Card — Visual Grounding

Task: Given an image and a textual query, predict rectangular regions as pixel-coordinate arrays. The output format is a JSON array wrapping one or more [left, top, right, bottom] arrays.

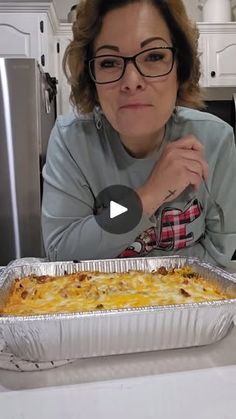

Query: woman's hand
[[137, 135, 209, 216]]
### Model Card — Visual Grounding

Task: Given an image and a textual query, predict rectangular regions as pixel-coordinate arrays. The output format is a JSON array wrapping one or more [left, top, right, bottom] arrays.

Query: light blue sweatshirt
[[42, 107, 236, 267]]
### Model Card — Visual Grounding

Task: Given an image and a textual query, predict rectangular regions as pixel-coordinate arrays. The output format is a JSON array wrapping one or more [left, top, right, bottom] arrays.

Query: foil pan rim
[[1, 255, 236, 278]]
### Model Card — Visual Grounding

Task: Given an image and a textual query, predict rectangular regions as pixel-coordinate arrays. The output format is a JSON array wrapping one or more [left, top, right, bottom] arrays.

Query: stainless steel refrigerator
[[0, 58, 57, 265]]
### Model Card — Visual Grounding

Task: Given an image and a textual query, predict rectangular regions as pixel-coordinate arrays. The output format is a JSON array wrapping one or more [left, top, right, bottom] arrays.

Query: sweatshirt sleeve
[[41, 120, 155, 261], [201, 126, 236, 267]]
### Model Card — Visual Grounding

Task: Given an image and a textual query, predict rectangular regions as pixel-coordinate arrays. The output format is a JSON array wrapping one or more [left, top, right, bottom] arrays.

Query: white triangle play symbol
[[110, 200, 128, 219]]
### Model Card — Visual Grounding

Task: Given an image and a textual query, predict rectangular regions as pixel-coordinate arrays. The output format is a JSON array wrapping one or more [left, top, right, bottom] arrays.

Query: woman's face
[[94, 2, 178, 143]]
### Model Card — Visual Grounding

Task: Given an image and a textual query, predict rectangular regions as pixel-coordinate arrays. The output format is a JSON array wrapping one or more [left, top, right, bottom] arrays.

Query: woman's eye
[[146, 53, 163, 62], [99, 59, 121, 68]]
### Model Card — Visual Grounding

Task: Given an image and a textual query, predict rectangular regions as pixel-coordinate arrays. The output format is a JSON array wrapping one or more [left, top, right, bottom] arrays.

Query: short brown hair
[[63, 0, 205, 113]]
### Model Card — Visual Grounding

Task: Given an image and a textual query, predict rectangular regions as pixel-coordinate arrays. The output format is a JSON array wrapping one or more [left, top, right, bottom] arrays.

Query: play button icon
[[94, 185, 143, 234], [110, 201, 128, 219]]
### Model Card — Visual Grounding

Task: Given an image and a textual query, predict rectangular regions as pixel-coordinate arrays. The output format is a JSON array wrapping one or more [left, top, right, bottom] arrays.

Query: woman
[[42, 0, 236, 266]]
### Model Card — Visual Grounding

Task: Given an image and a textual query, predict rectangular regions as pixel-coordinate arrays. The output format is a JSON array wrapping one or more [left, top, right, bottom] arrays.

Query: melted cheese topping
[[1, 266, 233, 316]]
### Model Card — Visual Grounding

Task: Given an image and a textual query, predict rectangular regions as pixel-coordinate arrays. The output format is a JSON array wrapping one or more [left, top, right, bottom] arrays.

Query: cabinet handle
[[211, 71, 216, 78], [40, 20, 44, 33], [41, 55, 45, 67]]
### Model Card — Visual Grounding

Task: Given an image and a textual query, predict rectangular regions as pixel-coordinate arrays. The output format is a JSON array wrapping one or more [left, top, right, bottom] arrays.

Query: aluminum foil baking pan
[[0, 256, 236, 362]]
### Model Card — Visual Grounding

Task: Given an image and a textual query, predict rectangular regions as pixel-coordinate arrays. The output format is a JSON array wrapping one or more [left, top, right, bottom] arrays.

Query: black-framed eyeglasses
[[87, 47, 177, 84]]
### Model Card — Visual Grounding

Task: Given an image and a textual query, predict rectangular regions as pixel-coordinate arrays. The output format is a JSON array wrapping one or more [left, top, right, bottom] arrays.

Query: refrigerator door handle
[[44, 89, 51, 114], [233, 93, 236, 135]]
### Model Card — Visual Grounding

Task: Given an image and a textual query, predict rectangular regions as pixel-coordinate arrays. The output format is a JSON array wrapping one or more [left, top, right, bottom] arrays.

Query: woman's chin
[[116, 123, 158, 140], [115, 112, 159, 134]]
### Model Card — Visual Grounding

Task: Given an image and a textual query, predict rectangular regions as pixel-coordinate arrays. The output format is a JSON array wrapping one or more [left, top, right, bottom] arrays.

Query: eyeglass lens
[[90, 48, 174, 83]]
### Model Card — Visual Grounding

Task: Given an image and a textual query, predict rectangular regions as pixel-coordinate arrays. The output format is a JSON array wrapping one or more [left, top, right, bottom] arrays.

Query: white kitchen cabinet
[[0, 3, 57, 76], [197, 33, 206, 86], [0, 14, 41, 59], [198, 23, 236, 87], [55, 23, 73, 115]]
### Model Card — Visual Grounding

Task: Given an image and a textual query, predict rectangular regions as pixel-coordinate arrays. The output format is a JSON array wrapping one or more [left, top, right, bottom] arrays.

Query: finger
[[188, 171, 202, 191], [183, 160, 205, 178], [181, 152, 209, 180], [172, 135, 204, 152], [168, 149, 209, 180], [188, 155, 208, 180]]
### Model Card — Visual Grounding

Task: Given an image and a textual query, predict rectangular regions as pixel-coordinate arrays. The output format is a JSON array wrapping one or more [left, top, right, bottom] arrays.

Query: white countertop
[[0, 263, 236, 419], [1, 365, 236, 419], [0, 324, 236, 419]]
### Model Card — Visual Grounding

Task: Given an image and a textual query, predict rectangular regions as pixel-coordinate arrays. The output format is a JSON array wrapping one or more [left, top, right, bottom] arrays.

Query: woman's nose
[[119, 62, 146, 92]]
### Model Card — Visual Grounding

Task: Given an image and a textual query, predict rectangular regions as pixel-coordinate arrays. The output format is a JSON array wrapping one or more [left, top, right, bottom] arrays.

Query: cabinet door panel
[[56, 35, 73, 115], [0, 14, 41, 60], [208, 34, 236, 86], [198, 35, 208, 86], [215, 44, 236, 75], [0, 24, 30, 57]]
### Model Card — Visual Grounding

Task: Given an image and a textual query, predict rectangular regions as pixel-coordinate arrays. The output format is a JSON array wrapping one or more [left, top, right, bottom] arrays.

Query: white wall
[[53, 0, 77, 22], [182, 0, 236, 21], [182, 0, 200, 21]]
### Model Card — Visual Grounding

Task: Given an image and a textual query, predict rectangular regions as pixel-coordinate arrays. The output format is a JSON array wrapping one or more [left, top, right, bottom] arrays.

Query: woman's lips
[[119, 104, 153, 110]]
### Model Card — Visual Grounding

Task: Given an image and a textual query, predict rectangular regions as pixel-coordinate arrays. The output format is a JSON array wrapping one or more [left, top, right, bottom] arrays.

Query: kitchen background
[[56, 0, 211, 21], [1, 0, 236, 264], [5, 0, 236, 22]]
